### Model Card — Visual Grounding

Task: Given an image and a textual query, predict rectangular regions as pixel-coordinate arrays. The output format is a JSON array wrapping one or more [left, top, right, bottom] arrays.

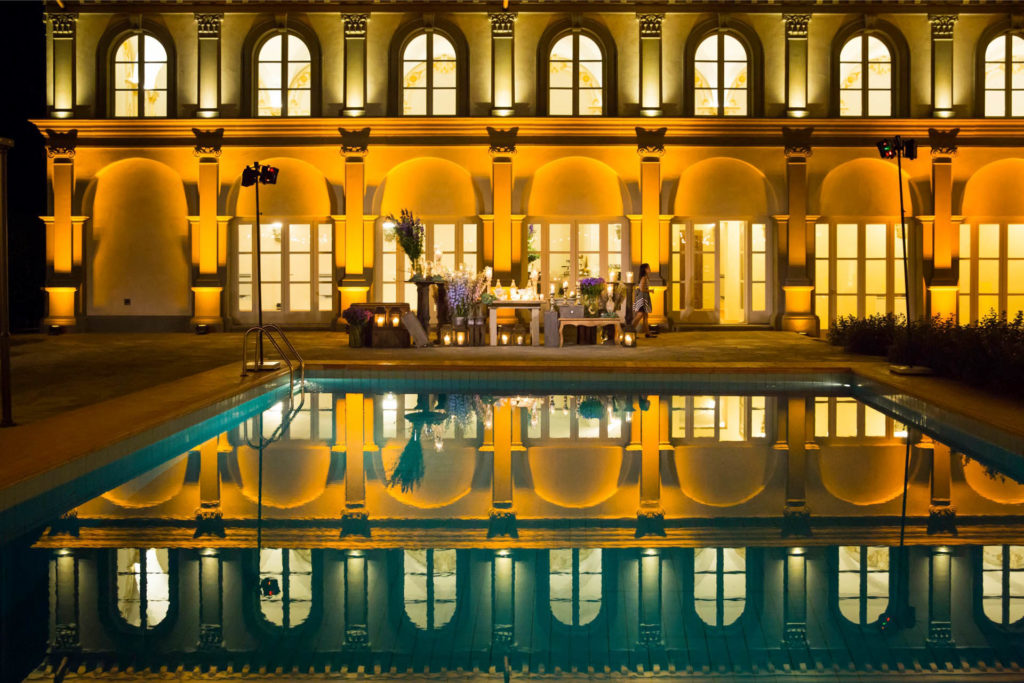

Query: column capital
[[783, 14, 811, 39], [636, 13, 664, 39], [192, 127, 224, 157], [44, 128, 77, 159], [342, 13, 368, 38], [783, 126, 813, 158], [635, 126, 666, 158], [489, 11, 517, 38], [928, 127, 959, 157], [929, 14, 958, 40], [45, 12, 77, 37], [339, 126, 370, 158], [194, 12, 223, 38], [487, 126, 518, 157]]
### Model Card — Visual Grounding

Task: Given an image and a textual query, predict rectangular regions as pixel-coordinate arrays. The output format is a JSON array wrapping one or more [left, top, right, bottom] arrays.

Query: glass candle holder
[[456, 330, 466, 346]]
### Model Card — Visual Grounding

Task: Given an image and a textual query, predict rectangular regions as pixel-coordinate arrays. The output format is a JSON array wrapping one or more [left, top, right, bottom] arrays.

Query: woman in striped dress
[[631, 263, 654, 337]]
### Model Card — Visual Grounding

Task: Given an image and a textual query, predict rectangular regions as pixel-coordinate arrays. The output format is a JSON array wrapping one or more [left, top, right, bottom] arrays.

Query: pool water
[[6, 375, 1024, 680]]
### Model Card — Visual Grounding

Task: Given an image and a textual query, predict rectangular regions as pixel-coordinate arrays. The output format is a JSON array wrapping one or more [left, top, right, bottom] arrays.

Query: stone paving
[[5, 330, 857, 425]]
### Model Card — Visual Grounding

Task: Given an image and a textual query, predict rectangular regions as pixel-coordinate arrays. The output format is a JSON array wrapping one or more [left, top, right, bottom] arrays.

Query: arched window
[[694, 547, 745, 627], [983, 33, 1024, 117], [838, 34, 893, 117], [548, 32, 605, 116], [837, 546, 890, 625], [982, 545, 1024, 625], [259, 548, 312, 628], [401, 32, 457, 115], [116, 548, 170, 629], [112, 33, 168, 117], [550, 549, 602, 626], [404, 549, 457, 630], [693, 33, 749, 116], [256, 33, 312, 117]]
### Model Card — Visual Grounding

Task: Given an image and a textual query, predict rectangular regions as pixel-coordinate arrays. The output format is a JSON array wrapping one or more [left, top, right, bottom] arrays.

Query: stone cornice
[[31, 117, 1024, 149]]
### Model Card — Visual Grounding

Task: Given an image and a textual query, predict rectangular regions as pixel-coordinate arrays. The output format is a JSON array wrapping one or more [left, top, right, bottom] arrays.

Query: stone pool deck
[[0, 329, 1022, 544]]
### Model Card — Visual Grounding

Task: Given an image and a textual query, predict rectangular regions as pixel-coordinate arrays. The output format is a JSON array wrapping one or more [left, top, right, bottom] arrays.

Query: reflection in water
[[16, 387, 1024, 678]]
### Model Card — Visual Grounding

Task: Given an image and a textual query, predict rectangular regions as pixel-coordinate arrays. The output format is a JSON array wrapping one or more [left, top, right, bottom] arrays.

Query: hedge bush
[[827, 311, 1024, 400]]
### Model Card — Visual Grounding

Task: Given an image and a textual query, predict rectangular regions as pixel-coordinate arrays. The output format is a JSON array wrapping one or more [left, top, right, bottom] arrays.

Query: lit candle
[[606, 283, 613, 297], [626, 271, 634, 283], [624, 332, 634, 346], [443, 333, 452, 346], [550, 283, 556, 295], [375, 313, 386, 327], [501, 332, 509, 345], [562, 280, 568, 293], [516, 334, 525, 345], [456, 330, 466, 346], [391, 314, 401, 327]]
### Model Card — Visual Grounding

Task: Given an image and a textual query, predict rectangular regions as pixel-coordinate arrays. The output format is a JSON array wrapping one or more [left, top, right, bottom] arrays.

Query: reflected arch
[[233, 444, 331, 509], [102, 455, 189, 509]]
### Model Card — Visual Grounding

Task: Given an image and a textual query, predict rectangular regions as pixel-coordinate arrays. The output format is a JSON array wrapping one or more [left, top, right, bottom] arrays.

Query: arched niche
[[818, 445, 907, 505], [675, 157, 773, 218], [526, 157, 625, 217], [88, 158, 190, 316], [376, 157, 479, 217], [232, 157, 336, 217], [101, 455, 188, 508], [234, 444, 331, 509], [962, 456, 1024, 504], [674, 445, 776, 507], [380, 442, 475, 509], [961, 159, 1024, 217], [528, 445, 622, 509], [819, 158, 914, 218]]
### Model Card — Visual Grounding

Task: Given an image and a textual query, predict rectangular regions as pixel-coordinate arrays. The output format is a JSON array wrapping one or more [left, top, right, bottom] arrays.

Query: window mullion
[[860, 547, 868, 625], [139, 549, 148, 629], [573, 33, 580, 116], [717, 548, 724, 627], [426, 32, 433, 116], [137, 33, 146, 118], [283, 550, 291, 629], [863, 41, 870, 117], [427, 550, 435, 631], [281, 39, 289, 117], [718, 34, 725, 117], [573, 550, 580, 626]]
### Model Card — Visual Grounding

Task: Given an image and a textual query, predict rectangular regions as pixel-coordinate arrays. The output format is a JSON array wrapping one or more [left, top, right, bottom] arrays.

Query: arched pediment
[[527, 157, 625, 216]]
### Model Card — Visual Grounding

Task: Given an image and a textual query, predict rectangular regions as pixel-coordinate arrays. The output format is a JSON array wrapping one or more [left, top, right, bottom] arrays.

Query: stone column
[[339, 129, 371, 314], [197, 549, 224, 652], [783, 548, 808, 647], [53, 550, 79, 653], [45, 12, 76, 118], [637, 127, 667, 326], [638, 549, 663, 645], [489, 12, 517, 116], [927, 546, 954, 647], [344, 550, 368, 649], [342, 14, 368, 117], [929, 16, 958, 119], [492, 550, 515, 650], [195, 13, 223, 118], [637, 14, 663, 116], [43, 130, 81, 329], [191, 128, 225, 330], [783, 15, 811, 118], [778, 128, 817, 334], [927, 128, 959, 319], [488, 126, 517, 283]]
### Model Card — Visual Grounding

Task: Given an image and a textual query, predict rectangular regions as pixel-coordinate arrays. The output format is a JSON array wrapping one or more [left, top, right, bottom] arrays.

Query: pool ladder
[[241, 324, 304, 392]]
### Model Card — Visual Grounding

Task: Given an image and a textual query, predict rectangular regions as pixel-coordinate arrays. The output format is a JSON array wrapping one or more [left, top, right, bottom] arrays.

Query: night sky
[[0, 1, 47, 331]]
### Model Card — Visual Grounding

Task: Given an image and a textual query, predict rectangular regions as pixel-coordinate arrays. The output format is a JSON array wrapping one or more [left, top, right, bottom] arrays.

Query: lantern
[[456, 330, 466, 346], [391, 313, 401, 327], [374, 307, 387, 328], [622, 331, 636, 348], [443, 332, 452, 346]]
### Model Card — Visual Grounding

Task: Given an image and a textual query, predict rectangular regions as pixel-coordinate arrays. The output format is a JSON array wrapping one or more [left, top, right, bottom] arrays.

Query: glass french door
[[235, 220, 334, 323], [814, 222, 906, 328], [670, 220, 768, 324], [378, 220, 480, 308], [958, 223, 1024, 323], [533, 221, 625, 295]]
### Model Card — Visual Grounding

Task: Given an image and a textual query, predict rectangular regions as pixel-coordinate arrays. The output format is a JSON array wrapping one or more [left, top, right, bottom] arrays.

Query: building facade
[[36, 0, 1024, 333]]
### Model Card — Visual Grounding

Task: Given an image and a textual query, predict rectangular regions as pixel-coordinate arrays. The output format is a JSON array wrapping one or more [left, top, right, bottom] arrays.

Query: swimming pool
[[6, 372, 1024, 680]]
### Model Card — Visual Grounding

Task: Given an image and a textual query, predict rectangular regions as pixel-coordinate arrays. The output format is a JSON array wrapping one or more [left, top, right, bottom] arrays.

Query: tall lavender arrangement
[[383, 209, 425, 271]]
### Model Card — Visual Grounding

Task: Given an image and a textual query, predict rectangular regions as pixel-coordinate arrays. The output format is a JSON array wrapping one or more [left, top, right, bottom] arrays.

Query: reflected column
[[490, 399, 516, 537], [783, 547, 807, 648], [782, 396, 811, 536], [925, 437, 957, 533], [344, 550, 368, 649], [197, 548, 224, 652], [340, 393, 370, 536], [927, 546, 954, 647], [195, 434, 224, 536], [639, 549, 663, 646], [637, 395, 664, 536], [492, 550, 515, 650], [53, 549, 79, 654]]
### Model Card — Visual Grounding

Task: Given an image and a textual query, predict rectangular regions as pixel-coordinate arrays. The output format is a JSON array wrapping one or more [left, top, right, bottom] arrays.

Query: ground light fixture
[[241, 161, 280, 370]]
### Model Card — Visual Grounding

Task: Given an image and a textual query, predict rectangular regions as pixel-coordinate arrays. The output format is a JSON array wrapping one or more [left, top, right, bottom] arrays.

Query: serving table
[[488, 301, 542, 346], [554, 317, 622, 347]]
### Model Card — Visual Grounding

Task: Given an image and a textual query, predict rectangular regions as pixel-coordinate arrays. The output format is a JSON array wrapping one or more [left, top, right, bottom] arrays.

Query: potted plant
[[579, 277, 606, 317], [342, 305, 373, 348], [383, 209, 425, 279]]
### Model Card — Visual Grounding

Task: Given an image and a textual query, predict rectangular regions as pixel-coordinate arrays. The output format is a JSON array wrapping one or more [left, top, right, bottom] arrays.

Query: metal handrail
[[241, 325, 304, 393]]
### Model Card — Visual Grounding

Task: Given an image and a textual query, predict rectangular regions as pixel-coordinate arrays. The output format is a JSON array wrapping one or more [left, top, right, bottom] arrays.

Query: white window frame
[[957, 221, 1024, 323], [528, 218, 628, 297]]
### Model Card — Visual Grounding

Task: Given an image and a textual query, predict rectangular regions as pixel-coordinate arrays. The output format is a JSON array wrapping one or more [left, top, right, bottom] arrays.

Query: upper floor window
[[693, 33, 749, 116], [257, 33, 312, 117], [404, 549, 457, 630], [259, 548, 312, 628], [402, 32, 457, 115], [984, 34, 1024, 117], [982, 545, 1024, 625], [112, 34, 168, 117], [838, 34, 893, 117], [694, 547, 745, 626], [550, 548, 602, 626], [837, 546, 890, 625], [548, 32, 605, 115], [116, 548, 170, 629]]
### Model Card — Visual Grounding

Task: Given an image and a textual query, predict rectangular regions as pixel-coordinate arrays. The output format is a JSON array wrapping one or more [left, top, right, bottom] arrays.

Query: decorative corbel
[[192, 127, 224, 157], [339, 127, 370, 158]]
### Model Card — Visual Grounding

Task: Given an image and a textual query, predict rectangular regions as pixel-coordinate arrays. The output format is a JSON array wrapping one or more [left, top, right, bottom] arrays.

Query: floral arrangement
[[342, 304, 373, 327], [383, 209, 425, 271], [442, 393, 476, 429], [526, 224, 540, 265], [578, 397, 605, 421], [579, 277, 606, 298], [445, 268, 491, 318]]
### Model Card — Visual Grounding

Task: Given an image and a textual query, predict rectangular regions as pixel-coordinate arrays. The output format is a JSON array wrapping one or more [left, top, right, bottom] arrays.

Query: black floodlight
[[258, 165, 279, 184], [241, 165, 259, 187], [876, 138, 898, 159], [876, 136, 917, 161]]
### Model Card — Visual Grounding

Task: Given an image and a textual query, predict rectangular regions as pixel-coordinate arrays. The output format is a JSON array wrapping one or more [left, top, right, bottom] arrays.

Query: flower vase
[[583, 295, 600, 317], [411, 257, 425, 280], [348, 324, 366, 348], [453, 316, 467, 328]]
